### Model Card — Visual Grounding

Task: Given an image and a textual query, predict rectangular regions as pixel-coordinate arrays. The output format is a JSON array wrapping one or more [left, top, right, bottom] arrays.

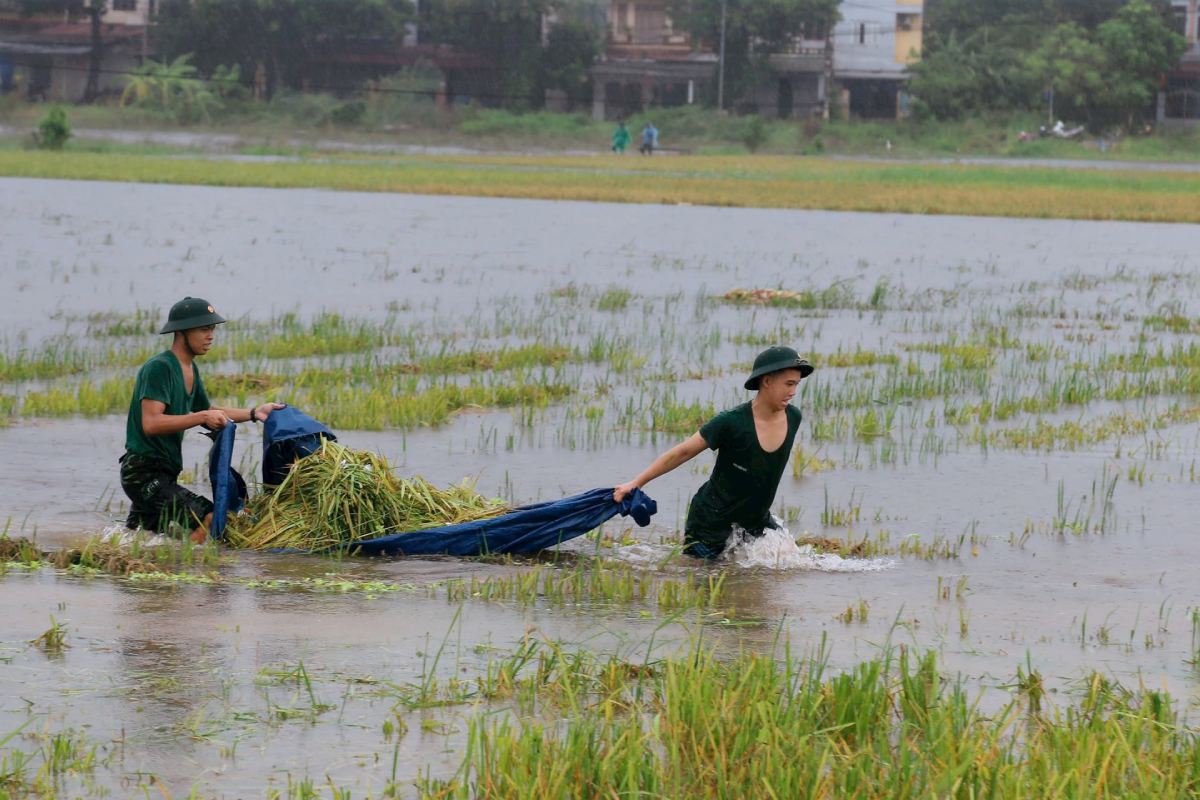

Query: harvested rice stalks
[[719, 285, 853, 309], [225, 440, 508, 552], [721, 288, 810, 305]]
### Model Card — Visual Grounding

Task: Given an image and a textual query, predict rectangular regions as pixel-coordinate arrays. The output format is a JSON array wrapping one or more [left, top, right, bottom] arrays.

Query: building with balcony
[[0, 1, 153, 101], [589, 0, 717, 120], [831, 0, 923, 119], [589, 0, 924, 122], [754, 33, 830, 119], [1160, 0, 1200, 125]]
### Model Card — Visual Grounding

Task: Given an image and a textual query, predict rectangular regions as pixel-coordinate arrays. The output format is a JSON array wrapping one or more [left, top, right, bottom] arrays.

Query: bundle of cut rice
[[225, 440, 508, 551]]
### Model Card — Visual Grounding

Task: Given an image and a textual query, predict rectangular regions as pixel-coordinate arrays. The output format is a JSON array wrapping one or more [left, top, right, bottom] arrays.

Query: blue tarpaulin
[[207, 422, 245, 541], [261, 406, 335, 487], [351, 487, 656, 557], [208, 408, 657, 554]]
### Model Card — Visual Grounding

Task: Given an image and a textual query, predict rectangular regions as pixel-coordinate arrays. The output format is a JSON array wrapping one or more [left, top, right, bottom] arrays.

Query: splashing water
[[601, 522, 895, 573], [721, 524, 894, 572], [98, 524, 170, 548], [609, 542, 676, 567]]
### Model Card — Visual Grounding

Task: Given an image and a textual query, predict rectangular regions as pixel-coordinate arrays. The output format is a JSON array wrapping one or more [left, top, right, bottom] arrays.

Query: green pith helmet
[[744, 346, 814, 390], [159, 297, 227, 334]]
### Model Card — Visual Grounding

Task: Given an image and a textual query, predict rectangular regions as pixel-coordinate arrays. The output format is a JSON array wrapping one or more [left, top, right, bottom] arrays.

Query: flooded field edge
[[2, 179, 1199, 797]]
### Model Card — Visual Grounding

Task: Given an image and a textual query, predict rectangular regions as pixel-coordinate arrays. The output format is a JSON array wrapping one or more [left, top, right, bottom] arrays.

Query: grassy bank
[[4, 97, 1200, 161], [3, 148, 1200, 222]]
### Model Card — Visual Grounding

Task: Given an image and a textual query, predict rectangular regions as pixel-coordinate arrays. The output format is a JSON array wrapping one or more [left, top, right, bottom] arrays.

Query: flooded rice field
[[2, 177, 1199, 796]]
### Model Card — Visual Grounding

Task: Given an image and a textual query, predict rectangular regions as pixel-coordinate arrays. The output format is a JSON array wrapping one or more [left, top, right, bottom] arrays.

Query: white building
[[831, 0, 923, 118]]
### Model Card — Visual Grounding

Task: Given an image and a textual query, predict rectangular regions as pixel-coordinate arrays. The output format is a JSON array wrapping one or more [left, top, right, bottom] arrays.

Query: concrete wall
[[34, 49, 141, 102]]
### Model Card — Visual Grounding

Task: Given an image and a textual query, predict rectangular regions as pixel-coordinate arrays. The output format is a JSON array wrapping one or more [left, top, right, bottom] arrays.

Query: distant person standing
[[640, 122, 658, 155], [611, 121, 630, 153]]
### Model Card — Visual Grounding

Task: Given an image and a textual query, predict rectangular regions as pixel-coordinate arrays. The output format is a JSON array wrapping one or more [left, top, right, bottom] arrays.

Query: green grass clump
[[0, 344, 90, 381], [595, 287, 633, 312], [213, 312, 388, 360], [19, 377, 129, 418], [225, 440, 507, 551], [972, 405, 1200, 451], [904, 341, 996, 371], [13, 370, 572, 431], [422, 643, 1200, 798], [812, 348, 900, 369], [300, 379, 573, 430], [648, 399, 716, 435]]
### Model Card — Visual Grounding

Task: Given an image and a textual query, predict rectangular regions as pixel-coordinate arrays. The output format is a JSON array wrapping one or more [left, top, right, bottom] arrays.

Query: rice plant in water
[[417, 640, 1200, 798]]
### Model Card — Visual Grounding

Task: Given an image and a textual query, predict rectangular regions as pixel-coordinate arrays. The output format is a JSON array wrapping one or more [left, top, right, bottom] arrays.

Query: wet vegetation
[[4, 185, 1200, 795], [420, 639, 1200, 799], [4, 148, 1200, 222], [4, 615, 1197, 797], [10, 267, 1200, 472], [0, 532, 221, 576]]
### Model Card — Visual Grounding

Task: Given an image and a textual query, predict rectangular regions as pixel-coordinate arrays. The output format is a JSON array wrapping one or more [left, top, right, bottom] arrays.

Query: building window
[[858, 23, 866, 44], [1169, 6, 1187, 37], [897, 13, 918, 32], [112, 0, 137, 10]]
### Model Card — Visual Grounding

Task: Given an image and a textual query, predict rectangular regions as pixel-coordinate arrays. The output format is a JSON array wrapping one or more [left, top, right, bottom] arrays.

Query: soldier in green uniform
[[120, 297, 283, 543], [613, 346, 813, 558]]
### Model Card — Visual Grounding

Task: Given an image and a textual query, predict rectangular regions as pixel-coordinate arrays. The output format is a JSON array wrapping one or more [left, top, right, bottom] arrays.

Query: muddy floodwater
[[2, 177, 1200, 796]]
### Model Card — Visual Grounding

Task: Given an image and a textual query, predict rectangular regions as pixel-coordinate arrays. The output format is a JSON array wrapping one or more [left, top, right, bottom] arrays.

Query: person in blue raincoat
[[614, 346, 813, 559], [639, 121, 658, 155]]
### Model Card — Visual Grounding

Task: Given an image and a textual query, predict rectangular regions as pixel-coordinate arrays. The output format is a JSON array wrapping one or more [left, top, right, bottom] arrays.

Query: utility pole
[[823, 24, 833, 119], [82, 0, 104, 103], [717, 0, 727, 112]]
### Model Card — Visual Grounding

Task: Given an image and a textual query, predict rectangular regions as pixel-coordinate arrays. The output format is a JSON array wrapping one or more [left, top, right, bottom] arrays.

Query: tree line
[[911, 0, 1187, 128], [150, 0, 841, 111], [9, 0, 1184, 129], [7, 0, 842, 111]]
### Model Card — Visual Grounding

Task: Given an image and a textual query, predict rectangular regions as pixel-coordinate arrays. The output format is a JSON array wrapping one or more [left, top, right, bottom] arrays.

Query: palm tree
[[120, 54, 219, 120]]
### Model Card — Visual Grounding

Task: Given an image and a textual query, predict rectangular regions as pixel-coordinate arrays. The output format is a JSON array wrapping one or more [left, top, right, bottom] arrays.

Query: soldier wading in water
[[613, 346, 813, 558], [120, 297, 283, 543]]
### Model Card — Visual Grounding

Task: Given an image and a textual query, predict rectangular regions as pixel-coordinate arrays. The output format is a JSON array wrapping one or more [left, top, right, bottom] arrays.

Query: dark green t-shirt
[[124, 350, 211, 474], [685, 402, 802, 547]]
